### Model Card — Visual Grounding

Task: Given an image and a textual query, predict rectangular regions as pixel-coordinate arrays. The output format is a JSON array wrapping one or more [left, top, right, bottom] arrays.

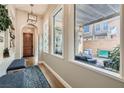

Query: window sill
[[43, 51, 49, 54], [51, 53, 64, 60], [69, 60, 124, 83]]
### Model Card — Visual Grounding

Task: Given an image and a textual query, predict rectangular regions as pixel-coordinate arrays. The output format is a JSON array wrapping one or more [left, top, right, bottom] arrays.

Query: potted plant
[[3, 48, 10, 57], [0, 4, 13, 57], [0, 4, 13, 31], [104, 45, 120, 71]]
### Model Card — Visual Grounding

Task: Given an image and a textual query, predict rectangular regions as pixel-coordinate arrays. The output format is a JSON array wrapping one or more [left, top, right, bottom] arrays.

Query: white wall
[[15, 9, 42, 64], [0, 5, 16, 77], [42, 4, 124, 88]]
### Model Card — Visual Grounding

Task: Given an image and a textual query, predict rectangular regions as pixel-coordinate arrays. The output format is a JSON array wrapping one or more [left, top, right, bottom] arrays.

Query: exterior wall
[[84, 37, 120, 55], [42, 4, 124, 87], [83, 16, 120, 55]]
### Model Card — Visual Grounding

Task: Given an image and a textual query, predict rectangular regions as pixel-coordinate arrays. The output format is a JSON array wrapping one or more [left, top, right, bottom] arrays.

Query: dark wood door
[[23, 33, 33, 57]]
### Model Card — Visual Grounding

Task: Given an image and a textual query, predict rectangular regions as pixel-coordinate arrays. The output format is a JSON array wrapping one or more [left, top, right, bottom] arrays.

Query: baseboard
[[39, 61, 71, 88]]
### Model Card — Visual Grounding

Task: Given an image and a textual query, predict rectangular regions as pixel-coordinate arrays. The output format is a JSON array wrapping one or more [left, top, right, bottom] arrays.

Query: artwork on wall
[[9, 29, 15, 48], [0, 36, 3, 42]]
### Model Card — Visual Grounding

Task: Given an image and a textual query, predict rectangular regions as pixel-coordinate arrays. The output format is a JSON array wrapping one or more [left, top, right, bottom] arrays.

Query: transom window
[[52, 7, 64, 56]]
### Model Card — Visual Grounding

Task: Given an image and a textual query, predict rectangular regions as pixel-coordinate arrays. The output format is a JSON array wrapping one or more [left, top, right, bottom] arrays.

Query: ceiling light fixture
[[27, 4, 37, 25]]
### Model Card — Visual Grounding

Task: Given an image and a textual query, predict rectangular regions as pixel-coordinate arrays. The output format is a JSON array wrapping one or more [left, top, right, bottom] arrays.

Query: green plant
[[109, 45, 120, 71], [0, 4, 12, 31], [103, 45, 120, 71]]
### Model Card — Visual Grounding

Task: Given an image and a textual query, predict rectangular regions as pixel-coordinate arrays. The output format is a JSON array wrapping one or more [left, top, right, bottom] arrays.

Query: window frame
[[73, 4, 123, 80], [43, 20, 49, 53], [51, 5, 64, 59]]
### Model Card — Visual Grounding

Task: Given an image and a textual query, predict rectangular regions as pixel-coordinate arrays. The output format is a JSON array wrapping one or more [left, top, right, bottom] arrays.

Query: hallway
[[0, 4, 124, 88]]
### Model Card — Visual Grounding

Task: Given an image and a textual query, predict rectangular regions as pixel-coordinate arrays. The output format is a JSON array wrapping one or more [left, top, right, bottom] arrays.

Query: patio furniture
[[87, 59, 97, 64], [75, 48, 97, 64], [97, 49, 110, 58]]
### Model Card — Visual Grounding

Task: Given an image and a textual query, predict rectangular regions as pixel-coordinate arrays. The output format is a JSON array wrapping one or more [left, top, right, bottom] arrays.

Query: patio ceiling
[[76, 4, 120, 26]]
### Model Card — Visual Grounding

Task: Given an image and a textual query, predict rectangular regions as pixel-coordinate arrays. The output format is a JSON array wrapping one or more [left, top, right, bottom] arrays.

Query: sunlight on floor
[[24, 57, 35, 67]]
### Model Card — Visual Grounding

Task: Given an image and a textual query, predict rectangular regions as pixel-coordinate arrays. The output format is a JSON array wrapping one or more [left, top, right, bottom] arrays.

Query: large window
[[74, 4, 120, 73], [53, 7, 63, 56], [43, 20, 49, 53]]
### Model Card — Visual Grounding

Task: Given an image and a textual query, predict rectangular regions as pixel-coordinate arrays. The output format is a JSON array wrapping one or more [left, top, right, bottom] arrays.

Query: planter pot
[[3, 48, 10, 58]]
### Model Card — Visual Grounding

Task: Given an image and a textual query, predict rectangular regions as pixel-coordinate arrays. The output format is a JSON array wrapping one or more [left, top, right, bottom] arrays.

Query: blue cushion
[[87, 59, 97, 64], [7, 58, 26, 72]]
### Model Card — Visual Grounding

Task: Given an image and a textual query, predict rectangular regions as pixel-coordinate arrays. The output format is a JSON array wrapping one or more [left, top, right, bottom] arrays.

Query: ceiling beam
[[107, 4, 119, 13], [83, 13, 119, 26], [85, 5, 107, 17], [76, 8, 95, 20]]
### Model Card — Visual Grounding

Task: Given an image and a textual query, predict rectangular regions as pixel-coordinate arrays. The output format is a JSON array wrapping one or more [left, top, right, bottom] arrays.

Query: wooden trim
[[38, 61, 71, 88]]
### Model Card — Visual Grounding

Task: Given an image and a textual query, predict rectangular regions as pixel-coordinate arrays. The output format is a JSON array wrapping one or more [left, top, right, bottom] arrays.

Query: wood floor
[[39, 63, 66, 88], [24, 57, 66, 88], [24, 57, 34, 67]]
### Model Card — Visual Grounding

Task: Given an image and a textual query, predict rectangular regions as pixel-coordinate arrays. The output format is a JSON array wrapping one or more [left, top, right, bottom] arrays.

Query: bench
[[7, 58, 26, 73]]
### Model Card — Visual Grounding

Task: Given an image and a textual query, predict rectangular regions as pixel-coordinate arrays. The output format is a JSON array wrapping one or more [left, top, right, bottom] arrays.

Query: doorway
[[23, 33, 33, 57]]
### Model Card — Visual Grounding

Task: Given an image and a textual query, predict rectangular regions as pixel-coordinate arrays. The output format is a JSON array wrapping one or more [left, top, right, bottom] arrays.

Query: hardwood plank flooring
[[39, 63, 65, 88], [24, 57, 66, 88]]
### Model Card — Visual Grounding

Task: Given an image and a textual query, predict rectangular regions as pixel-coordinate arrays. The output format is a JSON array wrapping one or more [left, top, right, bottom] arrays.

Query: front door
[[23, 33, 33, 57]]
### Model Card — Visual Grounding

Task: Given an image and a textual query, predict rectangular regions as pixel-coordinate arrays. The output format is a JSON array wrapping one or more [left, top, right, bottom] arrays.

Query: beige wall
[[42, 4, 124, 87], [84, 37, 120, 55], [84, 17, 120, 55]]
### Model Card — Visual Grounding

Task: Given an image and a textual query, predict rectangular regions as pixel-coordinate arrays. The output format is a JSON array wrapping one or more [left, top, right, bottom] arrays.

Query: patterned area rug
[[0, 66, 51, 88]]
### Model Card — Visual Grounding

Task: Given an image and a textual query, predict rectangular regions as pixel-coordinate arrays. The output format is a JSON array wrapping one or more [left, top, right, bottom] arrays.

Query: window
[[52, 7, 63, 56], [83, 25, 89, 33], [95, 24, 100, 32], [102, 22, 109, 30], [74, 4, 120, 73], [43, 20, 49, 53]]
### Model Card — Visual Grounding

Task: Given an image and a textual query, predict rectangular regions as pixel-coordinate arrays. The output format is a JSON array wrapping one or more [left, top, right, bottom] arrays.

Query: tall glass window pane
[[53, 8, 63, 56], [74, 4, 120, 73], [43, 21, 49, 53]]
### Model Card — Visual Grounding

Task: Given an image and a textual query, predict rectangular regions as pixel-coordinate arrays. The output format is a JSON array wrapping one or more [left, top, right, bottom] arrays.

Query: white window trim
[[43, 20, 49, 54], [67, 4, 124, 83], [70, 60, 124, 83], [51, 5, 64, 59]]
